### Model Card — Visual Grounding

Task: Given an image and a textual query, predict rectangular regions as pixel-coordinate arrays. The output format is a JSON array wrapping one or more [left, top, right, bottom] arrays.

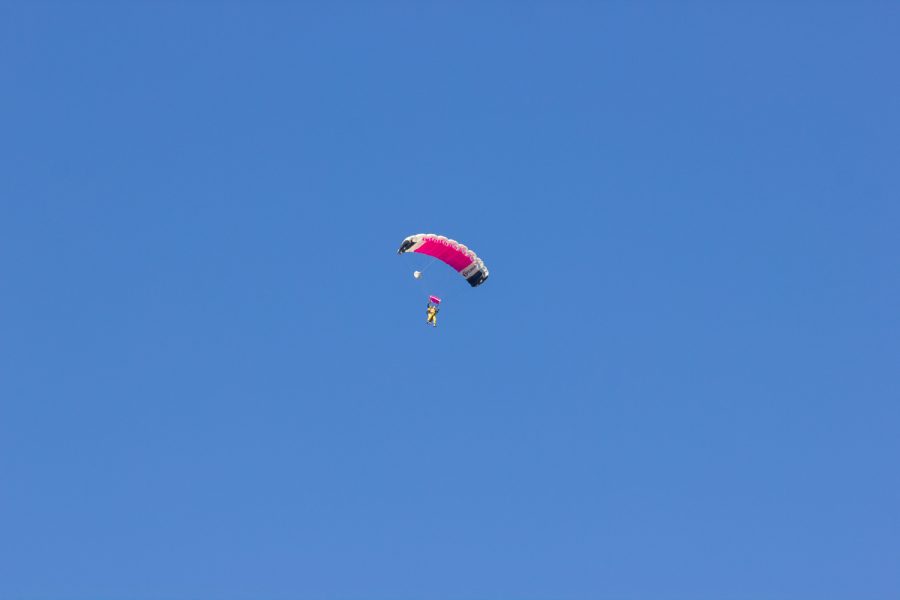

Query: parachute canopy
[[398, 234, 489, 287], [429, 295, 442, 305]]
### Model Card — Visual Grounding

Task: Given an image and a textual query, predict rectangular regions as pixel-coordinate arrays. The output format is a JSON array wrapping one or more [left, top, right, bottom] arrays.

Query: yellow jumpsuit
[[426, 306, 437, 326]]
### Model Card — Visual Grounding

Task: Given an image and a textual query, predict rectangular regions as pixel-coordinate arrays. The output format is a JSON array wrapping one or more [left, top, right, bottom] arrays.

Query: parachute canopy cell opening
[[398, 234, 489, 287]]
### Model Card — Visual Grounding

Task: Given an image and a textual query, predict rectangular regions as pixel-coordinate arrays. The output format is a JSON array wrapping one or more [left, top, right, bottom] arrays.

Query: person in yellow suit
[[426, 302, 439, 327]]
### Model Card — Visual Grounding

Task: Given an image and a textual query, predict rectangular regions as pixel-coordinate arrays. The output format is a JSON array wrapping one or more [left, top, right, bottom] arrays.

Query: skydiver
[[426, 302, 439, 327]]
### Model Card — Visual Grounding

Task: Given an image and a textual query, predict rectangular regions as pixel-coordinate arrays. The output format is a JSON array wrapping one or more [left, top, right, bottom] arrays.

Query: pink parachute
[[397, 234, 489, 287], [429, 295, 442, 305]]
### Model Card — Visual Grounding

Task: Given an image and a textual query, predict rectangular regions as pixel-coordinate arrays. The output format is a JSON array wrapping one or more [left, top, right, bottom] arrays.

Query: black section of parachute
[[466, 270, 488, 287]]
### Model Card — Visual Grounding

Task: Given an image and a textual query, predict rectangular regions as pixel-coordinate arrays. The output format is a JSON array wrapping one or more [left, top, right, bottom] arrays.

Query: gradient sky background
[[1, 2, 898, 599]]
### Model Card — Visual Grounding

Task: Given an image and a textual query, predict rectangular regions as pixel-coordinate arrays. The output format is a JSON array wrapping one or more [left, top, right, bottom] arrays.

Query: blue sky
[[1, 2, 898, 599]]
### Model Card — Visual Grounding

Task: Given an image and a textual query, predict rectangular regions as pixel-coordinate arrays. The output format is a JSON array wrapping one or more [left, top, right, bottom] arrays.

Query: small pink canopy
[[429, 295, 442, 305]]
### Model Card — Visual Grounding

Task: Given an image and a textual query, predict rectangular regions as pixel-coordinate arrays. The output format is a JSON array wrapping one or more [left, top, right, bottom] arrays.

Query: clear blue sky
[[1, 2, 898, 599]]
